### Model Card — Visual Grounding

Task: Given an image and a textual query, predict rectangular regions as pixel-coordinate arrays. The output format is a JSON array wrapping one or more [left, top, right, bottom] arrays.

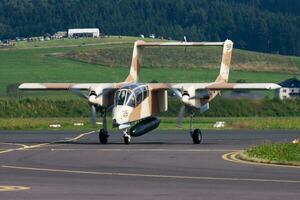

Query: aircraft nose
[[113, 106, 132, 125]]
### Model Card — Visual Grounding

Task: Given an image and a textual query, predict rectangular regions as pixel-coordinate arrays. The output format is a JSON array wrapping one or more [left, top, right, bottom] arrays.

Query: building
[[275, 78, 300, 99], [68, 28, 100, 38], [52, 31, 67, 39]]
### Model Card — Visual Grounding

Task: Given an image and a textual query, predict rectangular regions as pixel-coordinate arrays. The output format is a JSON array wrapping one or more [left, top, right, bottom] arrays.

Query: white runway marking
[[2, 165, 300, 184], [49, 148, 239, 152]]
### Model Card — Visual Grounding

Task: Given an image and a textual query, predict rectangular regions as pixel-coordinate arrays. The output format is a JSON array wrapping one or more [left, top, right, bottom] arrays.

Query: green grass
[[243, 143, 300, 166], [60, 45, 299, 74], [1, 117, 300, 130], [10, 36, 140, 49], [0, 36, 299, 98]]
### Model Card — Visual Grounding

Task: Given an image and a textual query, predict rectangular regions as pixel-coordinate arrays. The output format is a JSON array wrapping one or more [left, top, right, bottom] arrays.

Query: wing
[[18, 83, 120, 91], [170, 82, 281, 90], [148, 82, 281, 91]]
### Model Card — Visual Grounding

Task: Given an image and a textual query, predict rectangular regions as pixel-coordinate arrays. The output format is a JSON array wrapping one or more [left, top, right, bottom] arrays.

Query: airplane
[[19, 39, 281, 144]]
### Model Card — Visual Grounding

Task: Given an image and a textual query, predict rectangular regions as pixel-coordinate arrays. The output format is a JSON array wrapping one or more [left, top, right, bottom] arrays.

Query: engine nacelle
[[129, 117, 160, 137]]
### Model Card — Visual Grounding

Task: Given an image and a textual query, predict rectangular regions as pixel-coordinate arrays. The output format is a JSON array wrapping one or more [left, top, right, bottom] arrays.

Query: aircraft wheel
[[123, 135, 131, 145], [99, 129, 109, 144], [191, 129, 202, 144]]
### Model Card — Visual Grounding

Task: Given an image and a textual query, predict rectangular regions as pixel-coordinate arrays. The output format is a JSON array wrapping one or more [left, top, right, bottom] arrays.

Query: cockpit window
[[126, 93, 136, 107], [116, 90, 128, 105], [115, 85, 149, 108]]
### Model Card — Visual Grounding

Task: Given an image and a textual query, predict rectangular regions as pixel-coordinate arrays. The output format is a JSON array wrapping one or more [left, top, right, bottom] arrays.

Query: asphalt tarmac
[[0, 129, 299, 200]]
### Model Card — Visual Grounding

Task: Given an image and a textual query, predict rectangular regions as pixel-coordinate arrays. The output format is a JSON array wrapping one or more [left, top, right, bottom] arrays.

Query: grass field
[[1, 36, 300, 98], [0, 117, 299, 130], [243, 143, 300, 166]]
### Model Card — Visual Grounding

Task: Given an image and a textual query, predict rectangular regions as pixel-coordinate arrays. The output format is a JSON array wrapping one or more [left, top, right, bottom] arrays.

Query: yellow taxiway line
[[0, 131, 96, 155], [222, 151, 300, 169], [2, 165, 300, 184], [0, 185, 30, 192]]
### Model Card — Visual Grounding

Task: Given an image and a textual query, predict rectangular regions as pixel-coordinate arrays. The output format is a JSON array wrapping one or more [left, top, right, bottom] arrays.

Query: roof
[[279, 78, 300, 88], [68, 28, 99, 33]]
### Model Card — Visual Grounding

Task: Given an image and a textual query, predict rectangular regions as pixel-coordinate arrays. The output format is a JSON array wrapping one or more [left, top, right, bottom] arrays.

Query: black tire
[[123, 136, 131, 145], [99, 129, 109, 144], [192, 129, 202, 144]]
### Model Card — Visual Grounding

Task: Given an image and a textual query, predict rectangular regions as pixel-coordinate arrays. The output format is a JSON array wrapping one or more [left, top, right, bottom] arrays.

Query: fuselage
[[112, 83, 151, 127]]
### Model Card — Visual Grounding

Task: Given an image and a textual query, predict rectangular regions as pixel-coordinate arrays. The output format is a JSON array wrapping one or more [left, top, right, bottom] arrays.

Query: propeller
[[71, 89, 101, 127], [176, 105, 186, 127], [168, 87, 189, 127], [90, 104, 97, 127]]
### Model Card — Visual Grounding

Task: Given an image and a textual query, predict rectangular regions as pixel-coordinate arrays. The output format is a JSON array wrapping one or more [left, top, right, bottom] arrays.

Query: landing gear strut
[[99, 107, 109, 144], [189, 113, 202, 144], [123, 129, 131, 144]]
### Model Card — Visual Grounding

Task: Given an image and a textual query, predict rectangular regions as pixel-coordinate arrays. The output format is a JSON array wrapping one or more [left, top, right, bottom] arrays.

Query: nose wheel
[[123, 130, 131, 144]]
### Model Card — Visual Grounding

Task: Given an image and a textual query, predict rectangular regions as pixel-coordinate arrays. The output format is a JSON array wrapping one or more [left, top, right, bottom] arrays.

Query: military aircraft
[[19, 39, 281, 144]]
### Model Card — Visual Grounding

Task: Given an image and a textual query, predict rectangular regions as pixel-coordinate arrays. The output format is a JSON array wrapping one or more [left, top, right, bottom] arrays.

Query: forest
[[0, 0, 300, 56]]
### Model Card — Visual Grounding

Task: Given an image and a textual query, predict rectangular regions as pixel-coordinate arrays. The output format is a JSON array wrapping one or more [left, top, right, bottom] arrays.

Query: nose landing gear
[[123, 129, 131, 144]]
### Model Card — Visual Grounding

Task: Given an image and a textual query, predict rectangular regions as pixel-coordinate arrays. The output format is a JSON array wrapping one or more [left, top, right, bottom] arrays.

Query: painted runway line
[[0, 130, 96, 155], [2, 165, 300, 184]]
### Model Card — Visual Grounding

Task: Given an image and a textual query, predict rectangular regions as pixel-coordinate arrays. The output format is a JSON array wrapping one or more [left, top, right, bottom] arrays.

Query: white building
[[68, 28, 100, 38], [275, 78, 300, 100]]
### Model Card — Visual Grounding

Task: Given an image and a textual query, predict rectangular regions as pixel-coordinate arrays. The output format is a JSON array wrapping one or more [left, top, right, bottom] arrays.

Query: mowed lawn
[[0, 36, 299, 98]]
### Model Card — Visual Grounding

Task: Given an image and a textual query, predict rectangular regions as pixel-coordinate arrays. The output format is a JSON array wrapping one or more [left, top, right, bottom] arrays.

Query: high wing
[[170, 82, 281, 90], [18, 83, 117, 91], [18, 82, 123, 109], [148, 82, 281, 91]]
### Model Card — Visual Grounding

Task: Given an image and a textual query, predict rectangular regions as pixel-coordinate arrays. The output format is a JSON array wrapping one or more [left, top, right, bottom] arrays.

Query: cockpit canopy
[[115, 84, 149, 107]]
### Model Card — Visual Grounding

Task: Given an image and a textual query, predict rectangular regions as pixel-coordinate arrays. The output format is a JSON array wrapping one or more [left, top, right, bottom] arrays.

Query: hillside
[[56, 44, 300, 74], [0, 0, 300, 56], [0, 36, 299, 98]]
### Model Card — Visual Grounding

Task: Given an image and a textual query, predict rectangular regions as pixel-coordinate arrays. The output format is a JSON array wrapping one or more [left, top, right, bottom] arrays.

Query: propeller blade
[[71, 89, 89, 99], [176, 105, 186, 127], [90, 105, 97, 127], [107, 104, 114, 112]]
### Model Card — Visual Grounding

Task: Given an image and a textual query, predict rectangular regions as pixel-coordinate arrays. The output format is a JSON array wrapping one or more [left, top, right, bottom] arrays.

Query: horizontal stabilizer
[[135, 40, 224, 47]]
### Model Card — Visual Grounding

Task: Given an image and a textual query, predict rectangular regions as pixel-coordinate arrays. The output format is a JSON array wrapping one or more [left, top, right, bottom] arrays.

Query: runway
[[0, 130, 299, 200]]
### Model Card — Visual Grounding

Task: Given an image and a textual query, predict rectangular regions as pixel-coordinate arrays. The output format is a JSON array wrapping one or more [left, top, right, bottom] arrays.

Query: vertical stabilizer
[[125, 40, 145, 83], [215, 40, 233, 83]]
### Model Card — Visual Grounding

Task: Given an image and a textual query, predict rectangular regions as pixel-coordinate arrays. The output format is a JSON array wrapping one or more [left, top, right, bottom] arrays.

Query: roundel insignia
[[123, 110, 128, 118]]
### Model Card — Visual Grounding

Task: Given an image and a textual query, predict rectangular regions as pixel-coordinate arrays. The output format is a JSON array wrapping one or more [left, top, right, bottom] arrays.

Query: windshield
[[116, 90, 127, 105], [115, 85, 148, 107], [125, 92, 136, 107]]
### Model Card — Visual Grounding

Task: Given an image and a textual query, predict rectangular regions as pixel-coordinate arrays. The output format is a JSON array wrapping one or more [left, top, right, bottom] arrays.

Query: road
[[0, 130, 299, 200]]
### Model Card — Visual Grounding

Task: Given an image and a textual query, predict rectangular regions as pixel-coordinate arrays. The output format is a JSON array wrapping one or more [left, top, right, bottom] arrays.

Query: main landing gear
[[189, 113, 202, 144], [99, 108, 109, 144]]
